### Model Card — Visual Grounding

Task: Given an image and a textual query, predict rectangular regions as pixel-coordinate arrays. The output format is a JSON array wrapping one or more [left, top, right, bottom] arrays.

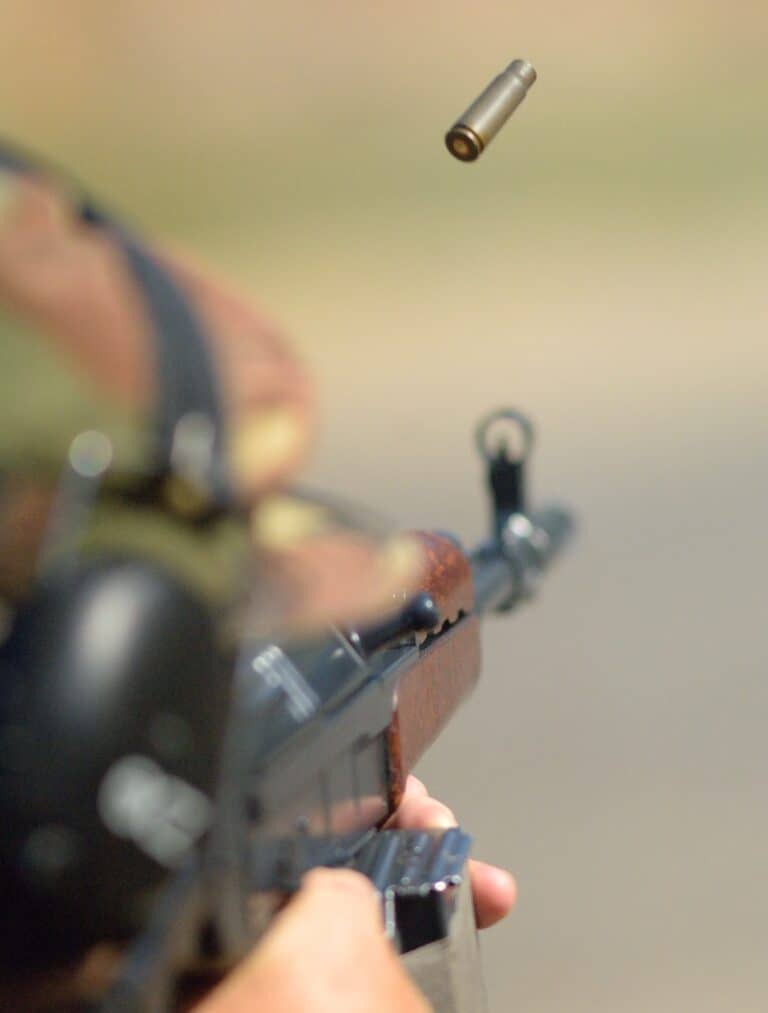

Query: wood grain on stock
[[387, 532, 481, 808]]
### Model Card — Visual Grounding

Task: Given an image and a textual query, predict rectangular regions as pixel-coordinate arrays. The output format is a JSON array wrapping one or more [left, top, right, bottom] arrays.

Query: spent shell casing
[[445, 59, 536, 162]]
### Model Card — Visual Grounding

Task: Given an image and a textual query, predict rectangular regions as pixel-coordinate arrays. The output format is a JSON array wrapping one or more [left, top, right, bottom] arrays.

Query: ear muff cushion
[[0, 556, 230, 966]]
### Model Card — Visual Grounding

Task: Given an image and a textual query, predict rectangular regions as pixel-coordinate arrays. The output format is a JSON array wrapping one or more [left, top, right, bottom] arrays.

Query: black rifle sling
[[0, 141, 231, 510]]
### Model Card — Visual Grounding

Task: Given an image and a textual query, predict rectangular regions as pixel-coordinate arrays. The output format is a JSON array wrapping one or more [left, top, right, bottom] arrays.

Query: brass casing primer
[[445, 59, 536, 162]]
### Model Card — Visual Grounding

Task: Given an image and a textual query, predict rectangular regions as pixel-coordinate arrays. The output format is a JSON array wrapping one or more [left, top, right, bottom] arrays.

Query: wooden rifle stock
[[387, 532, 481, 807]]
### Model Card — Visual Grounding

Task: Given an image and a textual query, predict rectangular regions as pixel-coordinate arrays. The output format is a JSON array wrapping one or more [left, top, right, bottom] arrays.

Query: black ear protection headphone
[[0, 142, 239, 969]]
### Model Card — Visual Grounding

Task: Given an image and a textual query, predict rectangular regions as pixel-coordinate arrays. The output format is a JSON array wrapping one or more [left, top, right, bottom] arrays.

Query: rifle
[[92, 408, 573, 1012], [0, 63, 569, 1010]]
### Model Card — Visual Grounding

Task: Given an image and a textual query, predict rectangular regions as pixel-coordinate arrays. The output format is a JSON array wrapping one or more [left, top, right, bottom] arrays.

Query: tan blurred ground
[[2, 3, 767, 1010]]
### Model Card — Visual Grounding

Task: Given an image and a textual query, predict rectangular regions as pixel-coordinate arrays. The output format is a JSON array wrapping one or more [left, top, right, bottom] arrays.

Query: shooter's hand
[[385, 775, 517, 930], [197, 778, 515, 1011], [194, 869, 429, 1013]]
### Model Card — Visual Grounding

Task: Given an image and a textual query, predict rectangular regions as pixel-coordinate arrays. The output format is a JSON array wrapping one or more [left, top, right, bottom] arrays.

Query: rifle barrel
[[470, 505, 573, 615]]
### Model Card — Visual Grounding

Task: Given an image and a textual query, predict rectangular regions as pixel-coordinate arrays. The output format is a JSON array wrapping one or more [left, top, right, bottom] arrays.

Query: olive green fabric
[[0, 307, 148, 478], [79, 500, 249, 610], [0, 306, 248, 608]]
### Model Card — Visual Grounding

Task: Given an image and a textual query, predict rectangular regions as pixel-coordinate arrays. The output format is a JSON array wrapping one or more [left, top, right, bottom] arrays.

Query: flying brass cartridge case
[[445, 59, 537, 162]]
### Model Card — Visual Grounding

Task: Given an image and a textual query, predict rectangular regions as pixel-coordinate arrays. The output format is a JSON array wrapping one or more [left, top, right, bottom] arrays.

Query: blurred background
[[2, 2, 767, 1009]]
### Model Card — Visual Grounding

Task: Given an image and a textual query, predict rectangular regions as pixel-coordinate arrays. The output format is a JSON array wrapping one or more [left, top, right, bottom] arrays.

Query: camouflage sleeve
[[0, 159, 419, 629], [0, 168, 314, 494], [0, 166, 311, 603]]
